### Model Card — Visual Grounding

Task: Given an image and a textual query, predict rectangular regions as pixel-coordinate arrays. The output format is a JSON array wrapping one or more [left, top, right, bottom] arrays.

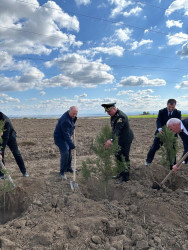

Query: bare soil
[[0, 118, 188, 250]]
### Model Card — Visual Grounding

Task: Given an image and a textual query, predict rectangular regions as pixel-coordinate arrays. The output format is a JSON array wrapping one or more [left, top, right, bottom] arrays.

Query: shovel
[[0, 161, 15, 188], [152, 151, 188, 190], [70, 131, 78, 191]]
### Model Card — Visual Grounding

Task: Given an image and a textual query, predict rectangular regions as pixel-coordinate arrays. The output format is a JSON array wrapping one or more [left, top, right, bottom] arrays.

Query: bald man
[[54, 106, 78, 180], [167, 118, 188, 169]]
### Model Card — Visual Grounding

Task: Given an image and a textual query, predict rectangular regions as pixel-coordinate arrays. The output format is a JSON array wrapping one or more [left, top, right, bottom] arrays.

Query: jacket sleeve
[[178, 110, 181, 120], [0, 121, 10, 153], [182, 138, 188, 164], [156, 110, 163, 129], [61, 121, 75, 149]]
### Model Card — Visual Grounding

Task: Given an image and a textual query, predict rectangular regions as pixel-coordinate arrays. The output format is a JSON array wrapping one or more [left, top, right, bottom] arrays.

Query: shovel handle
[[161, 151, 188, 185], [73, 130, 76, 182], [0, 161, 15, 187]]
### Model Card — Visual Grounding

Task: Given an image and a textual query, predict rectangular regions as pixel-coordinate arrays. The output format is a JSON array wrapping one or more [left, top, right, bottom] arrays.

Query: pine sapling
[[81, 124, 125, 197], [156, 125, 178, 168]]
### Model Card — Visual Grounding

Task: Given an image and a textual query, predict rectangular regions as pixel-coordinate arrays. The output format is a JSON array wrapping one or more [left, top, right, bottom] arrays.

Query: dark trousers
[[115, 141, 132, 180], [59, 148, 72, 175], [146, 136, 161, 163], [0, 136, 26, 177], [146, 136, 176, 168]]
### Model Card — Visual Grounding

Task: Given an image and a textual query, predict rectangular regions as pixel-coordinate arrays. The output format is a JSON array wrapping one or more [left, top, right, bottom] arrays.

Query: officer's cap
[[101, 103, 116, 112]]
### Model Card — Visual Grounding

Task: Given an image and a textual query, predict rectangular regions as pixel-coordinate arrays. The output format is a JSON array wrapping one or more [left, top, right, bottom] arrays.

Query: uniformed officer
[[0, 112, 29, 179], [101, 103, 134, 183], [54, 106, 78, 180]]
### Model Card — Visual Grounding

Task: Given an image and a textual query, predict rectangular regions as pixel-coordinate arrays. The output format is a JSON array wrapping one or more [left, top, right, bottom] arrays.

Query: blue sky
[[0, 0, 188, 117]]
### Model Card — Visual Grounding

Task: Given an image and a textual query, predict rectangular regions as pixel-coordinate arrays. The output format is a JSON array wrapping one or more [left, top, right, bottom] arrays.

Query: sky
[[0, 0, 188, 117]]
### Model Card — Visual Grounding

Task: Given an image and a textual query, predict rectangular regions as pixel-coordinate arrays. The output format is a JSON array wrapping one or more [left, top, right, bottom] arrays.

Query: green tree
[[81, 125, 125, 197], [156, 125, 178, 168]]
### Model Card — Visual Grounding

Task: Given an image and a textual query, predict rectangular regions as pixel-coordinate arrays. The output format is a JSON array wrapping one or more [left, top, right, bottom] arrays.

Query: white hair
[[69, 106, 78, 112], [167, 118, 181, 127]]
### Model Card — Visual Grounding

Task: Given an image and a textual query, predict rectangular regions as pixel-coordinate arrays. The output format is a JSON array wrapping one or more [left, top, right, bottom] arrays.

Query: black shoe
[[115, 178, 128, 184], [116, 172, 130, 184], [67, 169, 73, 173], [0, 175, 4, 180]]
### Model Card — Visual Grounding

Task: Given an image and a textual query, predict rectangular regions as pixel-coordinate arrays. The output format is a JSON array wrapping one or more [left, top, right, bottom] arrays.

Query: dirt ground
[[0, 117, 188, 250]]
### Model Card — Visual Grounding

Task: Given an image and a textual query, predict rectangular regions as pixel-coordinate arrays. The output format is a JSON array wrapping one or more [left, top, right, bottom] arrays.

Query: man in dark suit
[[0, 112, 29, 179], [54, 106, 78, 180], [101, 103, 134, 183], [145, 99, 181, 168], [167, 118, 188, 168]]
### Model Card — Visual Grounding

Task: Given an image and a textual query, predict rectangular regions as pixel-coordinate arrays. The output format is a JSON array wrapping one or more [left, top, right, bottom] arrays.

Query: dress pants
[[0, 135, 26, 177], [59, 148, 72, 175]]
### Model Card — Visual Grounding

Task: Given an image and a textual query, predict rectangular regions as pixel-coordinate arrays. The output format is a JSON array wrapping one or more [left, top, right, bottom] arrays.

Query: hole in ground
[[0, 187, 30, 224], [80, 177, 124, 201], [166, 175, 188, 191]]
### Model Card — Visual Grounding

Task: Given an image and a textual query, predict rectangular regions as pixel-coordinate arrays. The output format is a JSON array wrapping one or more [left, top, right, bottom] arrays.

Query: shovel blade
[[152, 181, 161, 190], [70, 180, 78, 191]]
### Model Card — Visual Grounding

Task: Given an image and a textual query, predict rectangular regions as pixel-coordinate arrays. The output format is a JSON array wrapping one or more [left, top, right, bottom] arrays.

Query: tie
[[169, 112, 172, 117]]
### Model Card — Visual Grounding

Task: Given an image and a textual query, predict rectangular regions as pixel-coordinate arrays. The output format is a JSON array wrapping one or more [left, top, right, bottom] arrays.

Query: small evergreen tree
[[81, 125, 125, 197], [156, 125, 178, 168]]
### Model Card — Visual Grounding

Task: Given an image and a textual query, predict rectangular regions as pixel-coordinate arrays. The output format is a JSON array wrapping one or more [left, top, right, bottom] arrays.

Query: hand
[[104, 139, 112, 149], [0, 154, 2, 161], [159, 129, 163, 134], [172, 164, 182, 172], [1, 132, 3, 136]]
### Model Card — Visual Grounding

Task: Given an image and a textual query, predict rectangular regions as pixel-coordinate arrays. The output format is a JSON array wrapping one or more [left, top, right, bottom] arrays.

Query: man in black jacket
[[167, 118, 188, 168], [0, 112, 29, 179], [101, 103, 134, 183], [145, 99, 181, 168]]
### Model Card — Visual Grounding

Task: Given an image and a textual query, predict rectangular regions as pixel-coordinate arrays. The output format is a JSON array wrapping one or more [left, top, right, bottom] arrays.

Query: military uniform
[[0, 112, 27, 178], [111, 109, 134, 166], [101, 103, 134, 182]]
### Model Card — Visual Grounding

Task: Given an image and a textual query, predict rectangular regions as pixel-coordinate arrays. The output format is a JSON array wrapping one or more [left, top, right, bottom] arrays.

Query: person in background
[[54, 106, 78, 180], [145, 99, 181, 169], [101, 103, 134, 184], [0, 112, 29, 179], [167, 118, 188, 170]]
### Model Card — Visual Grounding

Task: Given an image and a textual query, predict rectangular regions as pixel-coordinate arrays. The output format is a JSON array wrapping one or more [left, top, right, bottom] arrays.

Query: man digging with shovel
[[54, 106, 78, 188], [152, 118, 188, 192]]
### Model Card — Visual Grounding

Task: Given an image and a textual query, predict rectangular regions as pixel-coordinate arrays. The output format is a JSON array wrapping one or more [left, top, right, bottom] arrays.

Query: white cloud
[[44, 53, 114, 88], [108, 0, 133, 18], [115, 28, 132, 42], [0, 93, 20, 103], [118, 76, 166, 87], [92, 46, 124, 56], [40, 91, 46, 96], [123, 6, 142, 17], [167, 32, 188, 45], [131, 39, 153, 50], [165, 0, 188, 16], [75, 0, 91, 6], [177, 42, 188, 57], [104, 88, 118, 92], [79, 46, 125, 57], [166, 20, 183, 28], [175, 81, 188, 89], [0, 67, 44, 91], [0, 0, 81, 56]]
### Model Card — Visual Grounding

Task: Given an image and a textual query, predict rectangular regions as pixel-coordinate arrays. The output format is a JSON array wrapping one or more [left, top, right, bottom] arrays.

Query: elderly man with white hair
[[167, 118, 188, 170]]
